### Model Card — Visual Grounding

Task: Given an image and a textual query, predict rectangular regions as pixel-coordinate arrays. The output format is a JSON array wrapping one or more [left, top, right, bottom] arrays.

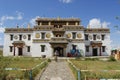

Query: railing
[[52, 28, 65, 31], [50, 37, 68, 43], [67, 59, 120, 80], [5, 60, 48, 80], [67, 59, 81, 80]]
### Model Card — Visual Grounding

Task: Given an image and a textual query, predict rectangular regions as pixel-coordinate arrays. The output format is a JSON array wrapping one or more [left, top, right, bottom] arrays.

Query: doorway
[[54, 47, 64, 57], [18, 48, 23, 56], [92, 48, 98, 56]]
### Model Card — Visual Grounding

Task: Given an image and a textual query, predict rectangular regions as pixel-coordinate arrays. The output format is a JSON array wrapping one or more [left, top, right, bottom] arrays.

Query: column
[[48, 22, 51, 26], [64, 48, 67, 57]]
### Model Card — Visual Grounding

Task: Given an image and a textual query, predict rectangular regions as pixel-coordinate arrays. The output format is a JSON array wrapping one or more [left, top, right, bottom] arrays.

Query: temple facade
[[3, 17, 111, 57]]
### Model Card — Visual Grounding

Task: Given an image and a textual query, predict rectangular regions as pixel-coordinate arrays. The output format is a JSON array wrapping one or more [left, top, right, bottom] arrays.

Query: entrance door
[[93, 48, 97, 56], [18, 48, 23, 56], [54, 47, 64, 57]]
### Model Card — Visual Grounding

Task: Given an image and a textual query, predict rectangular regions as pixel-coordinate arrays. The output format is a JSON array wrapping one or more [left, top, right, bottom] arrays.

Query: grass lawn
[[70, 60, 120, 70], [0, 57, 47, 79], [0, 50, 2, 56], [69, 59, 120, 79]]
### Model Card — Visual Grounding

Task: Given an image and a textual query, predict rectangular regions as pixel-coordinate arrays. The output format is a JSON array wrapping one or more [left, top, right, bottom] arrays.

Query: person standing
[[54, 50, 58, 62]]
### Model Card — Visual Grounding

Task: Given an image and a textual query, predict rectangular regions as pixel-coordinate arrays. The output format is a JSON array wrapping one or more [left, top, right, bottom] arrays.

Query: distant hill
[[0, 45, 3, 50]]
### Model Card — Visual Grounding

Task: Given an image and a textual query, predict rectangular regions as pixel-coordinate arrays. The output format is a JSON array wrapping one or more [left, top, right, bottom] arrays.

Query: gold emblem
[[46, 33, 51, 38], [14, 35, 18, 39], [77, 33, 82, 38], [97, 35, 100, 39], [23, 35, 26, 39], [66, 33, 71, 38], [88, 35, 92, 40], [35, 33, 40, 38]]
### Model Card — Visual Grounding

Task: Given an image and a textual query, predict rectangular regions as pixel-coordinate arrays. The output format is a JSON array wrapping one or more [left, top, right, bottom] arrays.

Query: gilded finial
[[57, 16, 60, 20], [27, 23, 30, 29]]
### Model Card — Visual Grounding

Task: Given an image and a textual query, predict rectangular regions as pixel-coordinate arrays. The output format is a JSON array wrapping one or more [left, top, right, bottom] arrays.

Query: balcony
[[91, 41, 102, 47], [50, 37, 68, 43]]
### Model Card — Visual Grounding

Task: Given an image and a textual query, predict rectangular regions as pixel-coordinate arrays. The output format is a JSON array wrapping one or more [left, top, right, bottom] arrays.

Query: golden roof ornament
[[27, 23, 30, 29], [57, 16, 60, 21]]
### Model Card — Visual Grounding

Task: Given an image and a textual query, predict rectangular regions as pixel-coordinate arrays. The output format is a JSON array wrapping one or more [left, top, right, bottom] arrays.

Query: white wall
[[3, 33, 33, 56], [31, 43, 52, 57], [84, 33, 111, 56]]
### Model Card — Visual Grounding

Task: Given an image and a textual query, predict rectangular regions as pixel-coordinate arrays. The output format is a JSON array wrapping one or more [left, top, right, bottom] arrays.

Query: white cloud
[[117, 30, 120, 34], [59, 0, 73, 3], [16, 11, 23, 20], [0, 27, 5, 33], [87, 18, 110, 28], [30, 16, 40, 26], [0, 11, 23, 26]]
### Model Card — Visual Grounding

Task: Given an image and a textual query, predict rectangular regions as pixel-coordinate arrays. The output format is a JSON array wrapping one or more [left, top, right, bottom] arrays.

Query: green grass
[[0, 57, 47, 79], [70, 59, 120, 79], [0, 50, 3, 56]]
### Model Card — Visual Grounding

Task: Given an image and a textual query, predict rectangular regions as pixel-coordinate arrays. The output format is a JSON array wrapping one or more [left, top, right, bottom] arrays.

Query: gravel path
[[36, 60, 75, 80]]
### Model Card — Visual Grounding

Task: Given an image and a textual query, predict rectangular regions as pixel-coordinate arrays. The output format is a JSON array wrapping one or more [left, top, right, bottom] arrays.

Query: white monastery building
[[3, 18, 111, 57]]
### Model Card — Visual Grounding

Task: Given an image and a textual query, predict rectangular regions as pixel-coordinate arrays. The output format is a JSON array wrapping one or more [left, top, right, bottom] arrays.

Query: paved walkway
[[35, 60, 75, 80]]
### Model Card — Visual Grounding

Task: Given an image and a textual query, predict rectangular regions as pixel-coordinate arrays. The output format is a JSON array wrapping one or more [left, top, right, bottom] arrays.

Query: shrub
[[47, 58, 51, 62], [108, 56, 116, 61]]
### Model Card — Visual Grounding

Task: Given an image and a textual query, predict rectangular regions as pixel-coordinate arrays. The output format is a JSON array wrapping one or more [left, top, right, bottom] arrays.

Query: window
[[9, 46, 13, 52], [85, 34, 88, 40], [41, 45, 45, 52], [102, 46, 106, 52], [41, 33, 45, 39], [27, 46, 30, 52], [85, 46, 89, 52], [28, 34, 31, 40], [72, 32, 76, 39], [101, 35, 105, 40], [56, 34, 62, 37], [93, 35, 96, 40], [19, 35, 22, 40], [72, 45, 76, 50], [10, 35, 13, 41]]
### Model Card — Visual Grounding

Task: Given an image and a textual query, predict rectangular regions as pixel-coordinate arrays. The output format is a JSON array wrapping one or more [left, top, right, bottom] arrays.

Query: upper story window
[[93, 35, 96, 40], [28, 34, 31, 40], [41, 45, 45, 52], [19, 35, 22, 40], [85, 34, 88, 40], [101, 34, 105, 40], [56, 34, 62, 37], [41, 33, 45, 39], [10, 35, 13, 41], [72, 32, 76, 39]]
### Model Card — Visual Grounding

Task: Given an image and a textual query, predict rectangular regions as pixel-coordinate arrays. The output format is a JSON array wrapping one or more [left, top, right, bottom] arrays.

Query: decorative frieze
[[85, 28, 110, 33], [5, 28, 33, 33], [33, 39, 50, 43]]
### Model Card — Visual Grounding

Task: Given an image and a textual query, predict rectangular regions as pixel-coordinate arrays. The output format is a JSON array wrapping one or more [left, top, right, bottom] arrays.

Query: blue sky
[[0, 0, 120, 49]]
